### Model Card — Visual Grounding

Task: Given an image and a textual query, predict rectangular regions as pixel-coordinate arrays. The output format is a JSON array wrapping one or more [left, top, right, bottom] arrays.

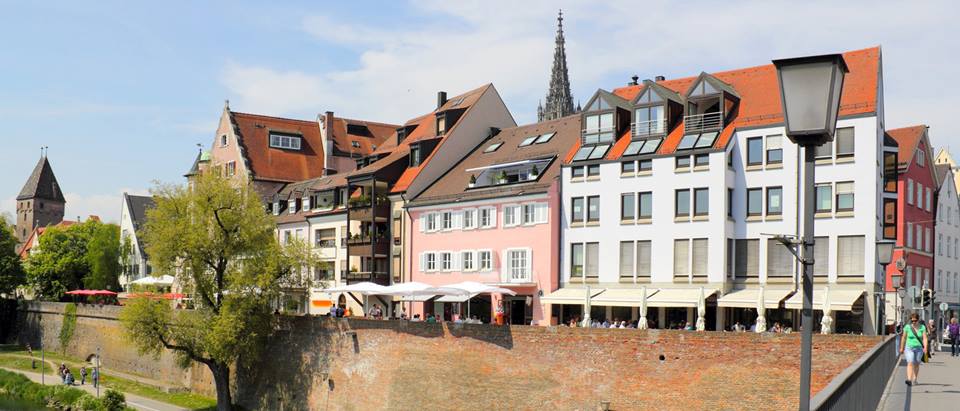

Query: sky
[[1, 0, 959, 224]]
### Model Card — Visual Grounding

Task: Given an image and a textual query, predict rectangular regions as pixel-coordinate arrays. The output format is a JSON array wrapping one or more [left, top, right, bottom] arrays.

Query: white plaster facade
[[935, 167, 960, 307]]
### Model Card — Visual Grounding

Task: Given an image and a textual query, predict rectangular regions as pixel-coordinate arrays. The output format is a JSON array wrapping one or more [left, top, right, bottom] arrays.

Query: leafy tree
[[84, 222, 121, 290], [119, 172, 315, 410], [0, 220, 25, 296], [24, 219, 123, 300]]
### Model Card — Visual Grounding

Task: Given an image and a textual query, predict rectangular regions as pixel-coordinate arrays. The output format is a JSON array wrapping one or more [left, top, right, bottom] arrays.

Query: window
[[441, 252, 453, 271], [620, 241, 634, 278], [436, 115, 447, 135], [916, 225, 923, 252], [461, 251, 475, 271], [220, 135, 228, 146], [269, 132, 302, 150], [479, 207, 495, 228], [583, 113, 615, 144], [522, 203, 547, 225], [813, 236, 829, 276], [926, 188, 932, 212], [675, 189, 691, 217], [503, 205, 518, 227], [726, 238, 734, 277], [638, 192, 652, 219], [424, 253, 437, 272], [571, 166, 585, 178], [630, 241, 650, 279], [534, 132, 555, 144], [634, 105, 665, 135], [735, 239, 760, 278], [767, 238, 793, 277], [907, 179, 914, 205], [587, 164, 600, 177], [834, 182, 854, 212], [747, 188, 763, 216], [314, 263, 334, 281], [621, 193, 636, 220], [815, 139, 833, 159], [677, 134, 699, 150], [484, 142, 503, 153], [835, 127, 854, 158], [837, 235, 865, 276], [519, 135, 538, 147], [676, 156, 691, 169], [815, 184, 833, 213], [478, 250, 492, 271], [916, 182, 923, 210], [426, 213, 437, 232], [638, 159, 652, 172], [925, 228, 932, 253], [692, 238, 708, 277], [694, 188, 709, 216], [587, 196, 600, 222], [571, 198, 584, 223], [225, 161, 236, 177], [674, 239, 690, 277], [766, 187, 783, 215], [766, 135, 783, 164], [585, 242, 599, 278], [747, 137, 763, 166], [621, 161, 636, 174], [410, 145, 422, 167], [315, 229, 336, 248], [694, 153, 710, 167], [507, 249, 530, 280], [883, 198, 897, 240], [441, 211, 453, 230], [906, 222, 914, 248], [940, 234, 944, 256], [463, 209, 476, 229], [727, 188, 733, 217], [571, 243, 584, 278]]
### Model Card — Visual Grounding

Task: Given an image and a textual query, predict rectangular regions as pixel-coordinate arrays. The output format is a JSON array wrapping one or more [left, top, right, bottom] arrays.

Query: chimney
[[437, 91, 448, 109], [655, 75, 666, 82], [629, 75, 639, 86], [322, 111, 335, 170]]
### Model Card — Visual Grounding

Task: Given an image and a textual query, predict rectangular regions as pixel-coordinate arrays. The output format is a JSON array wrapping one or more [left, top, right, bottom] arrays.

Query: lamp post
[[876, 240, 895, 335], [773, 53, 848, 411], [891, 272, 903, 331]]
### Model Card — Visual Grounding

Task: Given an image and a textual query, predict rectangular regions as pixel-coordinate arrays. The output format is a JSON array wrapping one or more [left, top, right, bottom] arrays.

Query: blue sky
[[2, 0, 958, 223]]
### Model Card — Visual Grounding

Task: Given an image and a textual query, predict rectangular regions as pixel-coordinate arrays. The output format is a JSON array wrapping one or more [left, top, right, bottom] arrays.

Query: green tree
[[84, 222, 121, 290], [0, 220, 25, 296], [24, 219, 123, 300], [119, 172, 315, 410]]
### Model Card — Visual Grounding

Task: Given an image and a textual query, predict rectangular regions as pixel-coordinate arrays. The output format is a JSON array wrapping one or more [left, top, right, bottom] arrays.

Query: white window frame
[[441, 252, 453, 272], [462, 209, 477, 230], [426, 212, 438, 232], [907, 179, 914, 205], [479, 207, 496, 229], [441, 211, 453, 231], [424, 252, 437, 272], [461, 250, 476, 271], [503, 204, 520, 227], [478, 249, 493, 272], [504, 248, 532, 281]]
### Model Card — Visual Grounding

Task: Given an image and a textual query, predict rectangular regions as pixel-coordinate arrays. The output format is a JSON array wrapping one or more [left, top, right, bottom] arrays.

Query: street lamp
[[773, 53, 848, 411], [876, 240, 895, 335]]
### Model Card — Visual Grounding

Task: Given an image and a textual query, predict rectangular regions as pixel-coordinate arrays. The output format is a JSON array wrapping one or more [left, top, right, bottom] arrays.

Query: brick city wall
[[15, 302, 882, 410]]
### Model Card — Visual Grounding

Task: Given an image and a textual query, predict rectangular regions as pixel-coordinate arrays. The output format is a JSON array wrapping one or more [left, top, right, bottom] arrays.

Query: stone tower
[[538, 9, 576, 122], [15, 154, 66, 246]]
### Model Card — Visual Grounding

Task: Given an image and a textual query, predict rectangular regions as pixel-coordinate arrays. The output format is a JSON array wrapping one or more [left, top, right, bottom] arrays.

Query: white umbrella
[[377, 282, 469, 297], [696, 287, 706, 331], [444, 281, 517, 296], [322, 282, 387, 295], [820, 286, 833, 335], [755, 286, 767, 333], [130, 275, 175, 286], [582, 285, 592, 327], [638, 286, 649, 330]]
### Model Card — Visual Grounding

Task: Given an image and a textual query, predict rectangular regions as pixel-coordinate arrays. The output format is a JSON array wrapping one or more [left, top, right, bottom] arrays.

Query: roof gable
[[17, 157, 65, 202], [632, 80, 684, 105], [686, 72, 740, 99], [583, 89, 631, 112]]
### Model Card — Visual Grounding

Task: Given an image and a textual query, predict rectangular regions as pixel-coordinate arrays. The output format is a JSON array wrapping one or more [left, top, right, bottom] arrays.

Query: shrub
[[100, 389, 127, 411], [0, 369, 132, 410], [59, 302, 78, 352]]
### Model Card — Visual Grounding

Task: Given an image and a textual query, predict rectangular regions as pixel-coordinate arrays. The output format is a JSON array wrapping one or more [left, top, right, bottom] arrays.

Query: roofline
[[407, 189, 551, 209]]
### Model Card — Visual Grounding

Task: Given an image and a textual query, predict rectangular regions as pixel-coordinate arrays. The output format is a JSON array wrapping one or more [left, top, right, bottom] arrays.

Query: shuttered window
[[636, 241, 652, 278], [813, 236, 829, 276], [619, 241, 634, 278], [766, 238, 793, 277], [674, 239, 690, 277], [837, 235, 865, 276], [735, 239, 759, 278], [692, 238, 708, 277]]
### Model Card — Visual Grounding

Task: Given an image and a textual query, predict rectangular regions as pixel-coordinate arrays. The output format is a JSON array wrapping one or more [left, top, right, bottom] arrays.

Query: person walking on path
[[949, 317, 960, 357], [900, 313, 929, 386], [91, 366, 99, 389], [927, 319, 938, 357], [80, 366, 87, 385]]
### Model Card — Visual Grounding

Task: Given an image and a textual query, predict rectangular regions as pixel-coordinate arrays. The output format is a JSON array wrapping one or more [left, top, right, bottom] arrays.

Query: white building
[[935, 164, 960, 312], [550, 47, 892, 334], [119, 193, 155, 291]]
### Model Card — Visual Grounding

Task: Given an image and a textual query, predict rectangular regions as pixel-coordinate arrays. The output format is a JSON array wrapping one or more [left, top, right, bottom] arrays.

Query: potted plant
[[497, 170, 508, 184], [529, 164, 540, 179], [468, 174, 477, 188]]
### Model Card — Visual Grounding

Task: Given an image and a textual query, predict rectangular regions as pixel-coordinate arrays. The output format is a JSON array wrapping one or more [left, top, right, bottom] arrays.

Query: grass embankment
[[0, 346, 216, 410], [0, 368, 133, 410]]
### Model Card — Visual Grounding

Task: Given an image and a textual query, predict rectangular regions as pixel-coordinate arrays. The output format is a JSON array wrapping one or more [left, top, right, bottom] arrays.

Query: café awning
[[646, 288, 718, 308], [718, 288, 794, 309], [540, 287, 605, 305], [590, 288, 659, 307], [436, 293, 477, 303], [784, 289, 864, 311]]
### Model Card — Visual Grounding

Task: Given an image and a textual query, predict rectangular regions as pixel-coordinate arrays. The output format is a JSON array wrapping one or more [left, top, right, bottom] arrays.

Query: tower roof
[[539, 9, 576, 122], [17, 156, 65, 202]]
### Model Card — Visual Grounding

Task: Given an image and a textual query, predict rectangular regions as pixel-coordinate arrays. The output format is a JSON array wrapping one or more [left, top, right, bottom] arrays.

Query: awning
[[399, 295, 435, 302], [540, 287, 605, 305], [436, 293, 478, 303], [718, 288, 795, 309], [784, 290, 864, 311], [646, 288, 718, 308], [590, 288, 659, 307]]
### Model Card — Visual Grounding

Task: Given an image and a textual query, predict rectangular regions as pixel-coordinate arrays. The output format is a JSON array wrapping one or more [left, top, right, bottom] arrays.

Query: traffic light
[[922, 289, 932, 308]]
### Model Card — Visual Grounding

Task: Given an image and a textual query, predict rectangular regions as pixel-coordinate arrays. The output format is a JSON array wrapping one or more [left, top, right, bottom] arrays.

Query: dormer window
[[583, 113, 614, 144], [681, 73, 739, 147], [269, 132, 302, 150], [410, 145, 422, 167], [466, 157, 553, 188], [437, 114, 447, 135], [633, 88, 665, 138]]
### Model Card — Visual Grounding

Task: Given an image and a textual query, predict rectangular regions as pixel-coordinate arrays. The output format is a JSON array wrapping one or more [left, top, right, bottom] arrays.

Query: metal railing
[[581, 126, 617, 145], [683, 111, 722, 134], [810, 335, 898, 411], [631, 119, 666, 138]]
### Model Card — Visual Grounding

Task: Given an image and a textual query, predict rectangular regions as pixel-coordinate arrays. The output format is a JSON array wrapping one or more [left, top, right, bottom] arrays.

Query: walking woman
[[949, 317, 960, 357], [900, 313, 928, 386]]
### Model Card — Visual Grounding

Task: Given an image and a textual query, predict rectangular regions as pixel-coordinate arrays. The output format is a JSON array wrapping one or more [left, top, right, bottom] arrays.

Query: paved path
[[878, 347, 960, 410], [4, 352, 180, 392], [0, 366, 188, 411]]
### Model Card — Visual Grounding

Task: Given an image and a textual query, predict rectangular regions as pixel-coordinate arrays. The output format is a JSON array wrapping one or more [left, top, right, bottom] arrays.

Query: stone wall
[[16, 302, 882, 410]]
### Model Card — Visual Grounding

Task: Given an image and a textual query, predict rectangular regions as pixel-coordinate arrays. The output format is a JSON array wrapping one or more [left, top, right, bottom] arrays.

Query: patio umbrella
[[696, 287, 706, 331], [65, 290, 96, 295], [130, 275, 176, 286], [444, 281, 517, 296], [582, 285, 592, 327], [638, 286, 649, 330], [755, 286, 767, 333], [322, 282, 387, 295], [820, 286, 833, 335]]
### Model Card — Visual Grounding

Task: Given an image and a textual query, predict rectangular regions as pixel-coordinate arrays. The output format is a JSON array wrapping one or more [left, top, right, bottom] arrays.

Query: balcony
[[345, 270, 390, 286], [631, 119, 666, 138], [683, 111, 722, 134], [581, 126, 617, 145], [349, 203, 390, 222], [347, 236, 390, 257]]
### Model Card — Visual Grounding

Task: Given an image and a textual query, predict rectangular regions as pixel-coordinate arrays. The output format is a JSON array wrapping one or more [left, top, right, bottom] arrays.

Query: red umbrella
[[92, 290, 118, 296], [65, 290, 96, 295]]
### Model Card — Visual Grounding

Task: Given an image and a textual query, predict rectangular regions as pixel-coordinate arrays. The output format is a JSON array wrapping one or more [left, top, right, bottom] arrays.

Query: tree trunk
[[209, 361, 232, 411]]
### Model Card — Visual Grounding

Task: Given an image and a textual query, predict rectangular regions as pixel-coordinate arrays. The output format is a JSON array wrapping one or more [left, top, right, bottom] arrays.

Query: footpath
[[1, 366, 188, 411], [877, 344, 960, 410]]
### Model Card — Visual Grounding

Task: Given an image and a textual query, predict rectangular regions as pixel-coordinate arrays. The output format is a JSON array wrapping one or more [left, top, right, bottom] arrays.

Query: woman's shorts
[[904, 347, 924, 364]]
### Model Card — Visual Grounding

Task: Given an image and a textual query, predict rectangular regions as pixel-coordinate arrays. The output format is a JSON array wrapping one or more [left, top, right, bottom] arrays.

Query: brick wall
[[15, 302, 881, 410]]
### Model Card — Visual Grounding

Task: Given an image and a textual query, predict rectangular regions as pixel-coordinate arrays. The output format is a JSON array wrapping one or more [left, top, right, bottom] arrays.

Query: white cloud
[[220, 0, 960, 152]]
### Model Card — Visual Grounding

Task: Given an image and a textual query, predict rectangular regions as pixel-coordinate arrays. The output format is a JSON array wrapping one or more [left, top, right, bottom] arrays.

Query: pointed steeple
[[17, 155, 65, 202], [539, 9, 576, 122]]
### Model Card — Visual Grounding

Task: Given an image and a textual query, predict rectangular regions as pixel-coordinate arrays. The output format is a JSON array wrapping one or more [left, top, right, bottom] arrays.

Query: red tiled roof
[[18, 219, 79, 258], [591, 47, 881, 162], [886, 125, 927, 167], [231, 112, 326, 182], [327, 117, 398, 158]]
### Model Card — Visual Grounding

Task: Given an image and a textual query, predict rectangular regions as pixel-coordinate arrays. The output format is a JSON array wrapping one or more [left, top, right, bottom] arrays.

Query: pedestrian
[[91, 367, 99, 389], [949, 317, 960, 357], [927, 319, 938, 357], [80, 366, 87, 385], [900, 313, 928, 386], [59, 363, 66, 383], [64, 370, 74, 386], [27, 344, 35, 369]]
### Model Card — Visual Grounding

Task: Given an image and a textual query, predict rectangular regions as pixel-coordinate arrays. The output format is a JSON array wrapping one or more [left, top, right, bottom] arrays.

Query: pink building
[[405, 115, 581, 325]]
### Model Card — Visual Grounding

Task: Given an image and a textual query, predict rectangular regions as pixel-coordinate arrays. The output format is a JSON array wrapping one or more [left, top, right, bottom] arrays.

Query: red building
[[886, 126, 937, 310]]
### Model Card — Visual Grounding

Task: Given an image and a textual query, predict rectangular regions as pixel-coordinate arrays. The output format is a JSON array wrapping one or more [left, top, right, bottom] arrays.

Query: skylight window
[[587, 144, 610, 160], [639, 138, 662, 154], [623, 140, 645, 156], [534, 132, 555, 144], [573, 146, 593, 161], [519, 136, 538, 147], [484, 142, 503, 153], [694, 132, 718, 148], [448, 97, 465, 107], [269, 132, 302, 150], [677, 134, 699, 150], [676, 133, 719, 151]]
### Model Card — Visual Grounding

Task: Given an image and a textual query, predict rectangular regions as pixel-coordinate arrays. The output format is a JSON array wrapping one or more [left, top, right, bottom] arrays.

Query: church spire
[[539, 10, 576, 122]]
